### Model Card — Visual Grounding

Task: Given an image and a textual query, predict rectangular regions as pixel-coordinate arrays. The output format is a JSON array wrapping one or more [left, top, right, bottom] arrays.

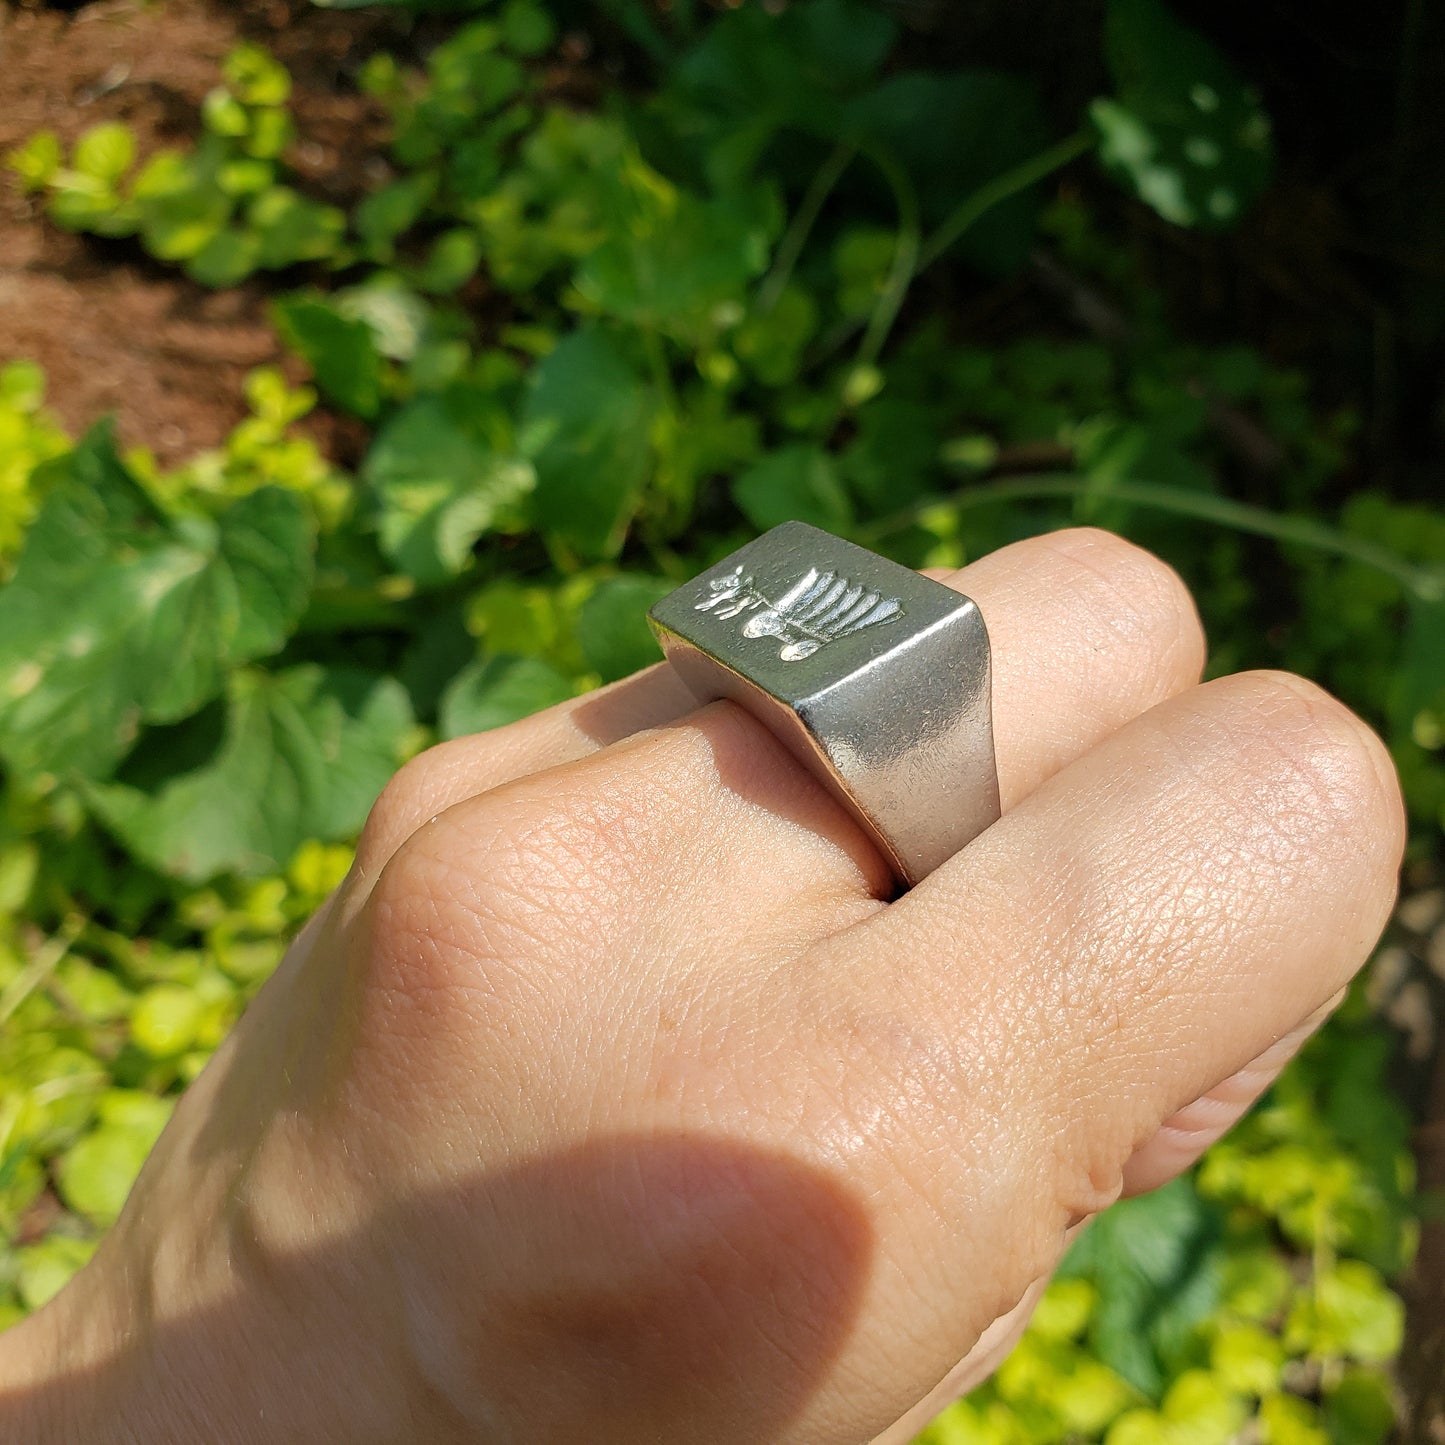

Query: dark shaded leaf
[[1094, 0, 1273, 230], [85, 666, 413, 881], [523, 330, 656, 558], [577, 576, 672, 682]]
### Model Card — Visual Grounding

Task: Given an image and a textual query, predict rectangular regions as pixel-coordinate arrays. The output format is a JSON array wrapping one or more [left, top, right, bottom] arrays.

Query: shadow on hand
[[22, 1132, 875, 1444]]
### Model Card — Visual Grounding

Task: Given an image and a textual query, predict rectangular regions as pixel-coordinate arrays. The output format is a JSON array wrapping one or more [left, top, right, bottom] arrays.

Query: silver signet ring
[[648, 521, 999, 889]]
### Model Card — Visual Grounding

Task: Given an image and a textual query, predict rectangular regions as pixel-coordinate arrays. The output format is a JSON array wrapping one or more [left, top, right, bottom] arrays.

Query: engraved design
[[695, 564, 903, 661]]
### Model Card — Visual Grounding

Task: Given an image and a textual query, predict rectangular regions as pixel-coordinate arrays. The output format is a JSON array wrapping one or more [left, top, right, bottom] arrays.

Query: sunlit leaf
[[0, 425, 313, 781]]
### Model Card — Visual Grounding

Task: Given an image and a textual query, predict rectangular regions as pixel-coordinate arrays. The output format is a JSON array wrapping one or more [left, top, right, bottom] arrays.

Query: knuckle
[[354, 739, 476, 877], [1042, 527, 1206, 685]]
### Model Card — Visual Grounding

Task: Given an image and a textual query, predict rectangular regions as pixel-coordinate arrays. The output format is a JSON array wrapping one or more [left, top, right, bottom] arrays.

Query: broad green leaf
[[841, 398, 943, 513], [523, 330, 656, 558], [576, 576, 672, 682], [1259, 1392, 1330, 1445], [1397, 595, 1445, 732], [86, 666, 414, 881], [131, 984, 207, 1057], [274, 295, 384, 419], [732, 444, 852, 533], [0, 425, 313, 781], [439, 655, 575, 738], [56, 1124, 159, 1226], [574, 178, 769, 336], [1061, 1178, 1225, 1398], [72, 121, 136, 184], [1094, 0, 1274, 230], [133, 153, 233, 260], [363, 393, 535, 585]]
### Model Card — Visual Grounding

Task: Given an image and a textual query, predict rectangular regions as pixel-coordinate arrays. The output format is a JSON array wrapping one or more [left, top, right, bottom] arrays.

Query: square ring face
[[648, 521, 976, 708], [649, 521, 999, 885]]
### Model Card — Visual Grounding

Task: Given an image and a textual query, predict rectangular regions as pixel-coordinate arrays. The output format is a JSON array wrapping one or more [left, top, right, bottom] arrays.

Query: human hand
[[0, 528, 1403, 1444]]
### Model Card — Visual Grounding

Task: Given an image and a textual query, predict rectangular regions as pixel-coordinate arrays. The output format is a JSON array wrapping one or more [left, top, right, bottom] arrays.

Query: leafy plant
[[9, 44, 345, 285], [0, 1, 1437, 1439]]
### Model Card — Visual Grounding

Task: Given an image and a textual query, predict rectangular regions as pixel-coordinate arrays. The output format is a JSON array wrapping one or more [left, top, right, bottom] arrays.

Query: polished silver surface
[[648, 521, 998, 888]]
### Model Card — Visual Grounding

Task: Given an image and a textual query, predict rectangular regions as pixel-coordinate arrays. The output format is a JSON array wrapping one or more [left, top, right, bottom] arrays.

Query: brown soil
[[0, 0, 398, 464]]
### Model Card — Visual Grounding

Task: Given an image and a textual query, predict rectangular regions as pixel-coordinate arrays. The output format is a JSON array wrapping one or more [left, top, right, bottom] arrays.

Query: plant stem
[[858, 472, 1445, 601], [757, 142, 857, 315], [916, 129, 1095, 272], [810, 129, 1094, 367], [852, 145, 921, 379]]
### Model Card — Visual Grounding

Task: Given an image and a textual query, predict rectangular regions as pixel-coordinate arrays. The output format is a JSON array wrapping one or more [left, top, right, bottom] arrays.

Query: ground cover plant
[[2, 0, 1444, 1439]]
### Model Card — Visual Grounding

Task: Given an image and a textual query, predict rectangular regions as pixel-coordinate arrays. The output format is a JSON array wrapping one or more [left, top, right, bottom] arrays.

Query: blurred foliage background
[[1, 0, 1443, 1439]]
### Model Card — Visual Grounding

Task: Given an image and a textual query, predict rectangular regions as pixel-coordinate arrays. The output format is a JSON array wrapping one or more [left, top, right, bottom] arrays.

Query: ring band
[[648, 521, 999, 889]]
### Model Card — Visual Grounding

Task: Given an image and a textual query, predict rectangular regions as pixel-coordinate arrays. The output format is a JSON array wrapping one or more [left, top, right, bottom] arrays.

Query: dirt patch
[[0, 0, 394, 464]]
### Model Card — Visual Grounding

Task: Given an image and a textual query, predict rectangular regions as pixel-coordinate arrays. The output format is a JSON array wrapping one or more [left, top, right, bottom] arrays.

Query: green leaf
[[133, 152, 232, 260], [131, 984, 206, 1057], [574, 184, 769, 335], [439, 655, 575, 739], [363, 393, 536, 585], [16, 1235, 97, 1311], [676, 0, 896, 133], [732, 444, 853, 533], [1284, 1260, 1404, 1364], [222, 42, 292, 108], [185, 226, 261, 287], [201, 87, 251, 139], [72, 121, 136, 184], [0, 425, 314, 781], [1397, 595, 1445, 732], [577, 576, 672, 682], [1323, 1369, 1396, 1445], [274, 295, 384, 419], [499, 0, 556, 57], [1094, 0, 1274, 230], [248, 187, 346, 268], [415, 227, 482, 294], [355, 171, 437, 252], [86, 666, 414, 881], [6, 130, 62, 192], [523, 330, 657, 559], [1061, 1178, 1225, 1398]]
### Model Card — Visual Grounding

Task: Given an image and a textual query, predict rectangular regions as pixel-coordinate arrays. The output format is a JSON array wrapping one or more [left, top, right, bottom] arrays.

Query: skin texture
[[0, 528, 1405, 1444]]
